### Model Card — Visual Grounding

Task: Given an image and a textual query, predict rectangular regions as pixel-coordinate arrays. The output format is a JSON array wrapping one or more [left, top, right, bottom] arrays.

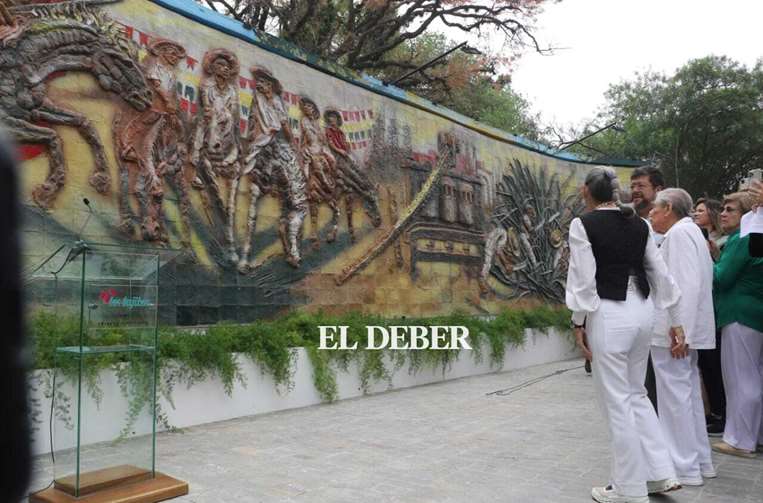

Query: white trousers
[[721, 322, 763, 451], [589, 286, 676, 497], [652, 347, 713, 481]]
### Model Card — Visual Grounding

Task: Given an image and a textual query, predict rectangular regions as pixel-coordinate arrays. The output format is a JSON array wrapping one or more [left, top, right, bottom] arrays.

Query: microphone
[[76, 197, 94, 240], [65, 198, 94, 265]]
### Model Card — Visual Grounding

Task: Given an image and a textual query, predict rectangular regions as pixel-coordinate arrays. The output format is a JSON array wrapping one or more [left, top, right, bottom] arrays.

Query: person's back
[[566, 167, 685, 502], [580, 209, 650, 301]]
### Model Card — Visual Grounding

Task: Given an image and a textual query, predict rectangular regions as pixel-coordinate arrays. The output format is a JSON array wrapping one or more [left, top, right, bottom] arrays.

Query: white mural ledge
[[30, 328, 578, 456]]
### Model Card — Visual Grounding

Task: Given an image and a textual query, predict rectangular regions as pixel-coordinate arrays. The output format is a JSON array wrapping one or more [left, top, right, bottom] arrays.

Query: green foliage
[[27, 306, 571, 429], [450, 78, 542, 140], [579, 55, 763, 197], [373, 33, 541, 139]]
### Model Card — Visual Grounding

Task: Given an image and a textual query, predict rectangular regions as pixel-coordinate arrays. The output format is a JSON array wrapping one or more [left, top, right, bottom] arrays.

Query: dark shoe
[[707, 420, 725, 437]]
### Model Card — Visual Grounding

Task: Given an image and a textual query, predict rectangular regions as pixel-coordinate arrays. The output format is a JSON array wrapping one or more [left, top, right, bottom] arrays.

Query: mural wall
[[14, 0, 632, 324]]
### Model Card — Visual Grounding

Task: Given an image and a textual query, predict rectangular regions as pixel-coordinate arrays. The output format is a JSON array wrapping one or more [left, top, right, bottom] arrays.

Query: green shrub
[[26, 306, 571, 429]]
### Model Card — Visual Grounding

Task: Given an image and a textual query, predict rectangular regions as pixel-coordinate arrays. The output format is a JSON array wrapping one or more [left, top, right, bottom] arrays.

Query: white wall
[[30, 328, 577, 456]]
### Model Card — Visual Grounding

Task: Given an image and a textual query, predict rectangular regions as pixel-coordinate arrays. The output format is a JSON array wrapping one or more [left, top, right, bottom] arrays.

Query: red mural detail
[[18, 145, 45, 160], [186, 56, 198, 70], [44, 71, 65, 81], [99, 288, 117, 304]]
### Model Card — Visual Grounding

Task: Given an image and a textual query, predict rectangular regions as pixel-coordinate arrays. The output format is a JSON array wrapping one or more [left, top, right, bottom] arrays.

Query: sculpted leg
[[285, 202, 306, 268], [238, 181, 262, 272], [34, 104, 112, 194], [327, 198, 339, 243], [226, 172, 240, 263], [345, 193, 356, 243], [6, 117, 66, 208]]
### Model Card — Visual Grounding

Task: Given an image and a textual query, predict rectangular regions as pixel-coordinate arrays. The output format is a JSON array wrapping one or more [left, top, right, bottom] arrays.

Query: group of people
[[566, 165, 763, 503]]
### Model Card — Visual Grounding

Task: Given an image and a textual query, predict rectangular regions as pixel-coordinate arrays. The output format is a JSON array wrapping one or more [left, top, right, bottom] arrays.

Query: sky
[[506, 0, 763, 128]]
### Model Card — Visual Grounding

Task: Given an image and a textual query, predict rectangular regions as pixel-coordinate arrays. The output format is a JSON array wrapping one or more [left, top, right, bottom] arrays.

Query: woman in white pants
[[711, 192, 763, 458], [648, 188, 716, 485], [567, 167, 687, 503]]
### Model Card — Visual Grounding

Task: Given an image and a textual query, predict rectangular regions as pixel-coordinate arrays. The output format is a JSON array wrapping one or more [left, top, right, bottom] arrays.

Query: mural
[[15, 0, 633, 324]]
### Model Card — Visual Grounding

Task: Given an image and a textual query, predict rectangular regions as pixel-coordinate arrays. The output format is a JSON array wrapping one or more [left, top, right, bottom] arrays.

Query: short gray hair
[[655, 188, 693, 218]]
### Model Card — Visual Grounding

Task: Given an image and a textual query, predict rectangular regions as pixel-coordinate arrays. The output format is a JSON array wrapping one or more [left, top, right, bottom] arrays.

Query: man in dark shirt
[[0, 132, 30, 500], [630, 166, 665, 412]]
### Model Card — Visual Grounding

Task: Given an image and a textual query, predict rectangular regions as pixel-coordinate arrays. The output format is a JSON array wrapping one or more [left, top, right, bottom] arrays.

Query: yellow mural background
[[18, 0, 635, 319]]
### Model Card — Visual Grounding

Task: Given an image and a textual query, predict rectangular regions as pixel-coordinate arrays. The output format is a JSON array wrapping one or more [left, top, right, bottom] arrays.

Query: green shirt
[[713, 230, 763, 332]]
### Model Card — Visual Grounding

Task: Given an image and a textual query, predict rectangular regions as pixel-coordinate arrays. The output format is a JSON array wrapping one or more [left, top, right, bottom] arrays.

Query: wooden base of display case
[[54, 465, 153, 496], [29, 467, 188, 503]]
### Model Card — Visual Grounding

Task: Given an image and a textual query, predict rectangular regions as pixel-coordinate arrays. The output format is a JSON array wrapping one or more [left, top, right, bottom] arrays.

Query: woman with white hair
[[566, 167, 686, 503], [648, 188, 716, 485]]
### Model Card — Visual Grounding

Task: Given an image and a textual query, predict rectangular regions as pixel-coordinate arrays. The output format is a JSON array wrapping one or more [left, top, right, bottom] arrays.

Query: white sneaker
[[700, 464, 717, 479], [591, 485, 649, 503], [679, 476, 704, 486], [646, 478, 681, 494]]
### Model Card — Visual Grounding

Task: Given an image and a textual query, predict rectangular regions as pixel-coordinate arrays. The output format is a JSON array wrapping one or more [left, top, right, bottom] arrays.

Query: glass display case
[[28, 241, 161, 498]]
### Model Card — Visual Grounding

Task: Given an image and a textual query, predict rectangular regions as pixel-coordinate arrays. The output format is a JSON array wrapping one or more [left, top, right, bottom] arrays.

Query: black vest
[[580, 210, 650, 300]]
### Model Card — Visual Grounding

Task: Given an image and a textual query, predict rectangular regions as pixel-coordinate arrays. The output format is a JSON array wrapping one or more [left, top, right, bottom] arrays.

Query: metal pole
[[557, 122, 620, 151], [390, 42, 468, 87]]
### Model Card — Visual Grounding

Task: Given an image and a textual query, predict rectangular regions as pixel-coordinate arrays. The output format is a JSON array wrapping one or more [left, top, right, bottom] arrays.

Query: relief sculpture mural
[[1, 0, 152, 208], [16, 0, 628, 323]]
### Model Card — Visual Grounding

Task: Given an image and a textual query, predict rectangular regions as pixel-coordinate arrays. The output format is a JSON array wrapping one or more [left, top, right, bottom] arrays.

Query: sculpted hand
[[574, 326, 592, 362], [670, 326, 689, 359]]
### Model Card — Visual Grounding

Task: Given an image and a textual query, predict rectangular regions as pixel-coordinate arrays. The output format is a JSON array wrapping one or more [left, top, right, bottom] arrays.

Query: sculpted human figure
[[479, 226, 508, 294], [115, 38, 192, 243], [298, 96, 339, 248], [191, 49, 242, 261], [323, 108, 382, 243], [239, 66, 307, 270]]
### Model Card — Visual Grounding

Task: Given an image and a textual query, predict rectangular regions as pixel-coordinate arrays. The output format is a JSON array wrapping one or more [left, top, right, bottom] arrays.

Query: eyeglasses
[[721, 206, 739, 213]]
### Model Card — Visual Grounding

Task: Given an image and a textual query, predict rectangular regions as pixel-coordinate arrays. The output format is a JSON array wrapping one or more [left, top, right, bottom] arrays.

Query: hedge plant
[[27, 306, 570, 433]]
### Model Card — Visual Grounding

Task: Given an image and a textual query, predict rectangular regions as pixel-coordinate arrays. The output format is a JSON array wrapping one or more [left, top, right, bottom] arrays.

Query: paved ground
[[27, 360, 763, 502]]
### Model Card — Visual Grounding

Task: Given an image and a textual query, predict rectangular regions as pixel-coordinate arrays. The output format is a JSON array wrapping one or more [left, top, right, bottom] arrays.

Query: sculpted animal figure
[[239, 66, 306, 271], [114, 37, 192, 244], [323, 108, 382, 243], [0, 2, 153, 208], [297, 96, 339, 249], [190, 48, 242, 262]]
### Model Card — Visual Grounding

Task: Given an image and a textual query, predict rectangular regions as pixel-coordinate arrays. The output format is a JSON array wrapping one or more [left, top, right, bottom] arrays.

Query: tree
[[574, 56, 763, 198], [197, 0, 553, 84], [375, 32, 541, 138]]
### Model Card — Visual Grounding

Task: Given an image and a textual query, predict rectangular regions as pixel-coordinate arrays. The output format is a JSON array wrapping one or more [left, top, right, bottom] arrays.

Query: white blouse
[[651, 217, 716, 349], [565, 209, 682, 327]]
